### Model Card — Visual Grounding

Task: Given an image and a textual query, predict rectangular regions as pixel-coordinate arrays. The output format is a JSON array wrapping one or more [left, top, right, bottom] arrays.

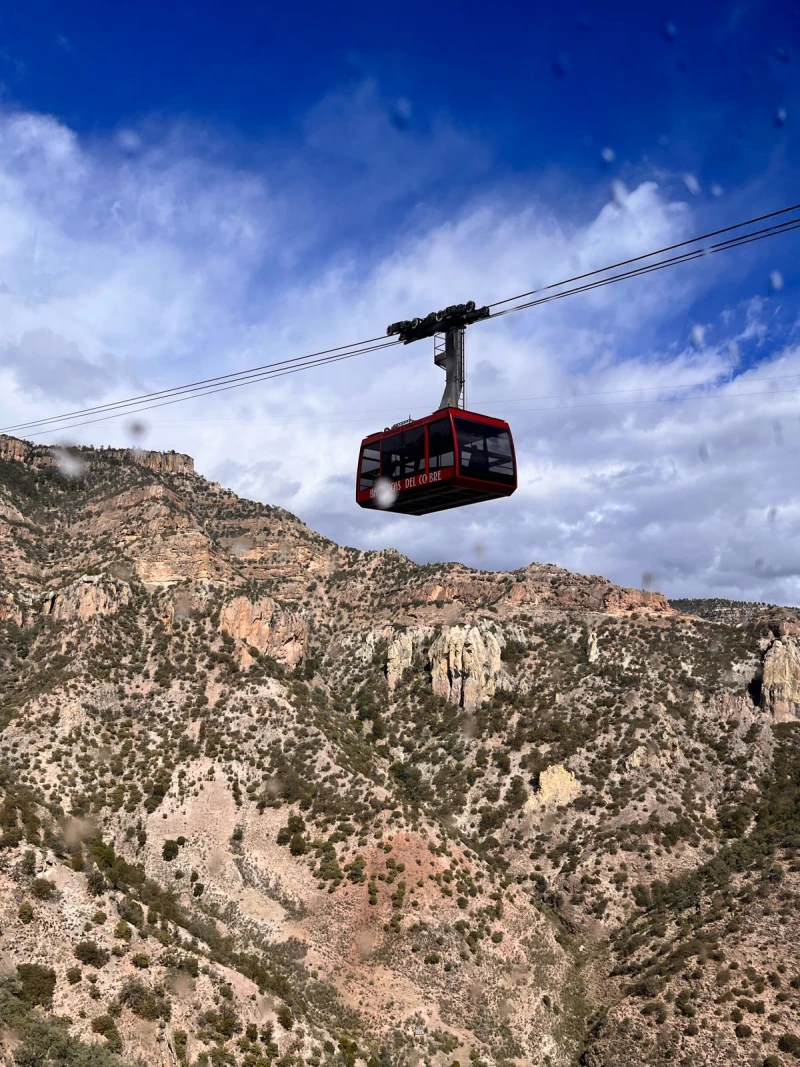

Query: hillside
[[0, 433, 799, 1067]]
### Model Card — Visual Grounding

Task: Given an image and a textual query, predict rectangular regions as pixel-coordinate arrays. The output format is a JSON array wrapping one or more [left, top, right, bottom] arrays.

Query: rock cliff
[[219, 594, 308, 668], [41, 573, 132, 621], [761, 635, 800, 722], [427, 623, 503, 710]]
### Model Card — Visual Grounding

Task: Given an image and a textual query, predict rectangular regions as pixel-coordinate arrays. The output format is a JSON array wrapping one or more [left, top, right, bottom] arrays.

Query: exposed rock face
[[587, 631, 599, 663], [0, 593, 22, 626], [219, 595, 307, 668], [428, 624, 502, 710], [761, 636, 800, 722], [0, 435, 193, 477], [526, 764, 581, 811], [386, 627, 432, 690], [505, 563, 672, 615], [42, 574, 132, 621], [0, 435, 31, 464], [108, 448, 195, 475]]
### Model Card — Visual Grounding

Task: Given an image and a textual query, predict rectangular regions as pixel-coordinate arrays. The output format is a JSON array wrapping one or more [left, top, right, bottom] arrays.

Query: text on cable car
[[369, 467, 454, 498]]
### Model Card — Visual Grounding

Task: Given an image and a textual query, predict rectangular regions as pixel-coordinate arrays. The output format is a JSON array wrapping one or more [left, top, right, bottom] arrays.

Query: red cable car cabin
[[356, 408, 517, 516]]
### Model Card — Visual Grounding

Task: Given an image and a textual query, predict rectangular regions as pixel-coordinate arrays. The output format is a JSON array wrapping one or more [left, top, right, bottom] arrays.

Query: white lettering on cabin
[[368, 468, 447, 499]]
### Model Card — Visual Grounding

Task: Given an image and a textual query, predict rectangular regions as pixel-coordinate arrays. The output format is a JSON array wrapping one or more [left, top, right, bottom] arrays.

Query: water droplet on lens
[[611, 180, 628, 207], [374, 478, 397, 510], [773, 419, 783, 446], [390, 98, 413, 131], [683, 173, 701, 196], [698, 442, 710, 463], [553, 51, 571, 77], [776, 107, 788, 126], [767, 506, 778, 525], [600, 146, 616, 163], [52, 447, 86, 479], [664, 21, 678, 40], [690, 324, 705, 349], [126, 419, 148, 441], [769, 270, 784, 292], [710, 183, 723, 197]]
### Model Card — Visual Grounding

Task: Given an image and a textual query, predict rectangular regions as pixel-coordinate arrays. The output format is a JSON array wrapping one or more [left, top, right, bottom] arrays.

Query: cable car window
[[381, 433, 403, 482], [427, 419, 454, 471], [401, 425, 425, 476], [359, 444, 381, 491], [454, 418, 515, 484]]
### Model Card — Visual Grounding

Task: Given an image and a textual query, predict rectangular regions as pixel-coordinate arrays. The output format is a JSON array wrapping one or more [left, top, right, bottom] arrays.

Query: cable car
[[356, 300, 517, 515], [356, 407, 517, 515]]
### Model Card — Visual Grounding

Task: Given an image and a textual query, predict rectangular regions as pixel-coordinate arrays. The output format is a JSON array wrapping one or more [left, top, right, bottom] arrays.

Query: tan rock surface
[[41, 573, 132, 621], [219, 594, 307, 668], [761, 635, 800, 722], [526, 764, 582, 811], [428, 624, 502, 710]]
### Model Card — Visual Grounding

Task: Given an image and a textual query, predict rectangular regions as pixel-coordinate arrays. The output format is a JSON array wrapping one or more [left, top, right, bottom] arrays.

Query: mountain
[[1, 433, 799, 1067]]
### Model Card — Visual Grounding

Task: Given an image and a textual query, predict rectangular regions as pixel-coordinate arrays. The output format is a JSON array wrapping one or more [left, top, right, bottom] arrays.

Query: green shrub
[[162, 840, 180, 862], [91, 1014, 123, 1052], [130, 953, 150, 969], [778, 1034, 800, 1055], [114, 920, 132, 941], [66, 966, 82, 985], [119, 977, 170, 1021], [31, 878, 55, 900], [18, 901, 34, 924], [277, 1004, 294, 1030], [74, 941, 110, 968], [17, 964, 56, 1008]]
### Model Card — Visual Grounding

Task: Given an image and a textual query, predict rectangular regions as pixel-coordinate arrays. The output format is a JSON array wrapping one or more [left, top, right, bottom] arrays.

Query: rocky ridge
[[0, 437, 798, 1067]]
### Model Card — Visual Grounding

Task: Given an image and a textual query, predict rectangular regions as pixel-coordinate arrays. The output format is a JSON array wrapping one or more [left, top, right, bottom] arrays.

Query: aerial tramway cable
[[4, 202, 800, 440]]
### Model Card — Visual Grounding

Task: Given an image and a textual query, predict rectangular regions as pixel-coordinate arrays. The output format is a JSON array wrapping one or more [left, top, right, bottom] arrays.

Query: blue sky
[[0, 1, 799, 601]]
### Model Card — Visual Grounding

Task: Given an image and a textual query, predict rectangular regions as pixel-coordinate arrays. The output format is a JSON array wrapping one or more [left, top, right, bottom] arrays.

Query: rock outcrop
[[761, 636, 800, 723], [42, 574, 132, 621], [219, 595, 307, 669], [110, 448, 195, 475], [428, 624, 502, 710], [386, 627, 433, 690], [0, 435, 193, 476], [525, 764, 581, 811], [0, 435, 31, 464], [587, 631, 599, 663], [0, 593, 22, 626]]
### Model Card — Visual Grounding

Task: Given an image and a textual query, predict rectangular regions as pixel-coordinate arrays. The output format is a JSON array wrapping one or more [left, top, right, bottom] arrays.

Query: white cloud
[[0, 95, 798, 605]]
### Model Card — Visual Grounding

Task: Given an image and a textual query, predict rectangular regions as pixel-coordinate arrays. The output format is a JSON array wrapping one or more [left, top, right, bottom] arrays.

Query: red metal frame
[[356, 408, 517, 511]]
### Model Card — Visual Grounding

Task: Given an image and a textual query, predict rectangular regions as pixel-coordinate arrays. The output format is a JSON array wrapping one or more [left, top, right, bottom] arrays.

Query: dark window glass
[[381, 433, 403, 481], [359, 444, 380, 491], [427, 419, 454, 471], [381, 427, 426, 481], [454, 418, 515, 484], [401, 425, 425, 476]]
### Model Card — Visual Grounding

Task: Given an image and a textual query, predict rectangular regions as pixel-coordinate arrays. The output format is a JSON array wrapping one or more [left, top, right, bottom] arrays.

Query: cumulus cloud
[[0, 94, 798, 605]]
